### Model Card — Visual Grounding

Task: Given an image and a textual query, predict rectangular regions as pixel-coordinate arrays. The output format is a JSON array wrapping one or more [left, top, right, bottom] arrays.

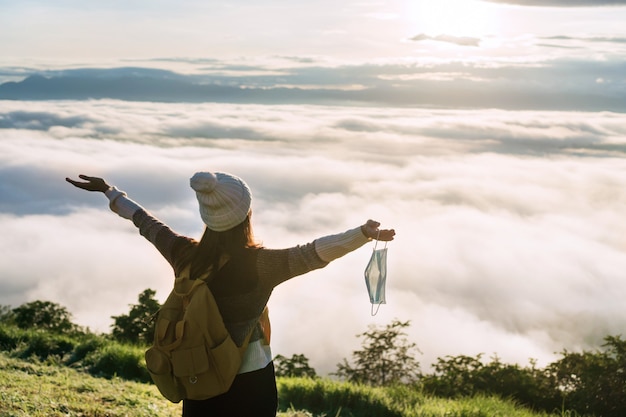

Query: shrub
[[335, 320, 420, 386], [84, 342, 150, 382], [12, 300, 78, 334], [274, 353, 318, 378], [0, 324, 21, 351], [546, 335, 626, 417], [278, 377, 405, 417], [66, 333, 108, 365], [14, 330, 76, 361], [421, 354, 561, 413], [110, 289, 160, 345]]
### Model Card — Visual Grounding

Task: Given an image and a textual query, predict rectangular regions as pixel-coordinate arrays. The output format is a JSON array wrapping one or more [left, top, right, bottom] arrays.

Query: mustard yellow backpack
[[144, 265, 252, 403]]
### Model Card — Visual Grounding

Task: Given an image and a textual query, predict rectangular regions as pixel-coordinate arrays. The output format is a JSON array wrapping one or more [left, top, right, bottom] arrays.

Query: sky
[[1, 0, 626, 377]]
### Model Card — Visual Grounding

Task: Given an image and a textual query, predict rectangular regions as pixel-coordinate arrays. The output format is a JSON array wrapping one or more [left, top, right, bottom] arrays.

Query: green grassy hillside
[[0, 352, 562, 417], [0, 352, 180, 417]]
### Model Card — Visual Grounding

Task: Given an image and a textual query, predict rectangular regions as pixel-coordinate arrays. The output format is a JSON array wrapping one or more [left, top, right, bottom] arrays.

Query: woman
[[66, 172, 395, 417]]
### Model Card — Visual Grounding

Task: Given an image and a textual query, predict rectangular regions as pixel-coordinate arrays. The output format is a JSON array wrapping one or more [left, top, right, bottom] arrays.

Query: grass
[[0, 352, 565, 417], [277, 377, 562, 417], [0, 352, 180, 417]]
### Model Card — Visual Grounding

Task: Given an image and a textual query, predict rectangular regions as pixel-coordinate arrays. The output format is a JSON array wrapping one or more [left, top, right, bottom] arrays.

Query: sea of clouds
[[1, 99, 626, 375]]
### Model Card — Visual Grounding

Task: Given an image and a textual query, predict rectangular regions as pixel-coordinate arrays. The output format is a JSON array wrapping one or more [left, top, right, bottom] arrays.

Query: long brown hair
[[179, 214, 260, 280]]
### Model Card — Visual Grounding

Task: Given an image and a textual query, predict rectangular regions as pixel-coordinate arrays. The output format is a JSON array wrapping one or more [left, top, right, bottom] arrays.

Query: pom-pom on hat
[[190, 171, 252, 232]]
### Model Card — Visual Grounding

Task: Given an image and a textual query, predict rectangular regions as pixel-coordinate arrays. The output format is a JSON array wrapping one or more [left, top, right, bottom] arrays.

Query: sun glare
[[406, 0, 498, 38]]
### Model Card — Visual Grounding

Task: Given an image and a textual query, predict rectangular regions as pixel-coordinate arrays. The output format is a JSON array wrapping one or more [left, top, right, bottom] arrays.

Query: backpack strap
[[236, 306, 269, 356], [238, 326, 255, 355], [259, 306, 271, 345]]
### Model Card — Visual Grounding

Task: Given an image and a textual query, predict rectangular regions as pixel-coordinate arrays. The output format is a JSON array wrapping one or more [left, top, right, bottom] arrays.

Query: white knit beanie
[[189, 171, 252, 232]]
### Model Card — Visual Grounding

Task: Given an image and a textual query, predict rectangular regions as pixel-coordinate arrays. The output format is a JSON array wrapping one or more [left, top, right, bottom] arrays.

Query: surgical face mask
[[364, 236, 388, 316]]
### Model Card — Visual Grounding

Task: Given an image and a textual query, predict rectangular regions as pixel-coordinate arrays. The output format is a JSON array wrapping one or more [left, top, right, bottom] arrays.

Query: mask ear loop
[[372, 230, 388, 251], [370, 230, 386, 316], [371, 302, 382, 316]]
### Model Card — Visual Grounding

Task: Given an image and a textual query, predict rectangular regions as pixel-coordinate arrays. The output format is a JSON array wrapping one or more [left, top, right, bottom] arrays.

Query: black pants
[[182, 362, 278, 417]]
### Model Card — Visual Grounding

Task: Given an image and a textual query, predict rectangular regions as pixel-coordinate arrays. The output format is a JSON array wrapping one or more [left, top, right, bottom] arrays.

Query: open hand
[[362, 219, 395, 241], [65, 175, 110, 193]]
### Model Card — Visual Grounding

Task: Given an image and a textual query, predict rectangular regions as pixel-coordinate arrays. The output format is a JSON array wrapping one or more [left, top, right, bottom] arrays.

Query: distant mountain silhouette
[[0, 67, 354, 104], [0, 71, 370, 107], [1, 66, 624, 111], [0, 70, 250, 102]]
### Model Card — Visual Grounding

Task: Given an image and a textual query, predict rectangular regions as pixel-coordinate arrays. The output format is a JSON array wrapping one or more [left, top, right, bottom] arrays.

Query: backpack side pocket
[[145, 346, 183, 403]]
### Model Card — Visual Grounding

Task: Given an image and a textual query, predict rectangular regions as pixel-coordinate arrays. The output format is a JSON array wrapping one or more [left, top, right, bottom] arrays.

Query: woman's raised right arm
[[66, 175, 141, 219], [66, 174, 190, 269]]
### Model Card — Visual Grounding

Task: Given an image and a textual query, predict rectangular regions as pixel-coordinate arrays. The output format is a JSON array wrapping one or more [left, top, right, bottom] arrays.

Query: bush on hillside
[[66, 333, 108, 365], [83, 342, 150, 382], [111, 289, 160, 345], [2, 309, 625, 417], [0, 324, 21, 351], [12, 300, 80, 334], [335, 320, 421, 386], [421, 354, 560, 412], [546, 335, 626, 417], [278, 377, 405, 417], [274, 353, 318, 378], [14, 330, 77, 362]]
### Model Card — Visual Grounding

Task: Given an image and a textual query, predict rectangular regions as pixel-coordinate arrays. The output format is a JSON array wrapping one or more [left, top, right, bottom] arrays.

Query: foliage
[[1, 323, 83, 362], [67, 333, 107, 364], [545, 335, 626, 417], [11, 300, 78, 334], [421, 354, 560, 412], [2, 299, 625, 417], [420, 335, 626, 416], [14, 330, 77, 362], [274, 353, 318, 378], [0, 348, 563, 417], [0, 304, 14, 323], [277, 377, 557, 417], [414, 394, 559, 417], [0, 323, 150, 383], [334, 319, 421, 386], [83, 342, 150, 382], [110, 288, 160, 345], [0, 351, 180, 417], [278, 377, 404, 417], [0, 323, 21, 351]]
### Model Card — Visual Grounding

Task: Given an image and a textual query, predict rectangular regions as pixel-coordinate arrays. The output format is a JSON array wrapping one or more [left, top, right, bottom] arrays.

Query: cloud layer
[[2, 99, 626, 375]]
